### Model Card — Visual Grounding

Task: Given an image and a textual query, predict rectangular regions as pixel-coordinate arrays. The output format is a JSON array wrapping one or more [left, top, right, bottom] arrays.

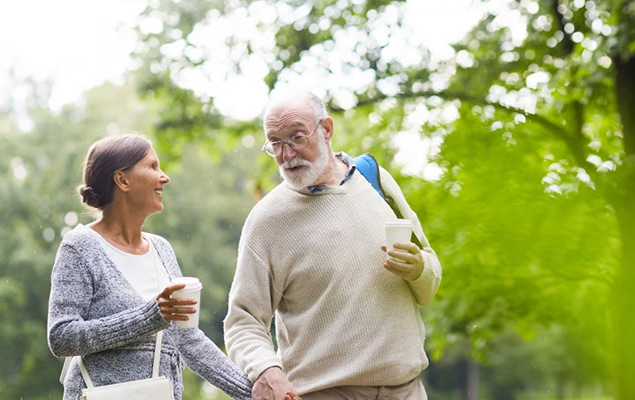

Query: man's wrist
[[257, 365, 283, 380]]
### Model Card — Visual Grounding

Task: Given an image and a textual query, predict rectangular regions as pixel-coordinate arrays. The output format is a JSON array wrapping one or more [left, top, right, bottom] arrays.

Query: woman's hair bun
[[79, 134, 152, 210], [79, 186, 101, 208]]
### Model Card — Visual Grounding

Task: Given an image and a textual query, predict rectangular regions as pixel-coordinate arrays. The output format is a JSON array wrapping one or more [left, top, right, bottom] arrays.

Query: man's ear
[[113, 170, 130, 192], [322, 116, 334, 141]]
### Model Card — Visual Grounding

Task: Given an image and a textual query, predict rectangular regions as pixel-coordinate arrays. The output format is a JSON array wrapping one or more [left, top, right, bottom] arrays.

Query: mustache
[[281, 158, 311, 169]]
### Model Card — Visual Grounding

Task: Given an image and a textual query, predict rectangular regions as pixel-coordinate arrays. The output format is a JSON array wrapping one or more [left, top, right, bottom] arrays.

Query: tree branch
[[333, 90, 590, 167], [552, 0, 574, 57]]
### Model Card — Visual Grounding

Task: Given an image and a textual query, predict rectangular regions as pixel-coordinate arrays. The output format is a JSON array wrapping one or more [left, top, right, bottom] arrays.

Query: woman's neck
[[89, 207, 148, 255]]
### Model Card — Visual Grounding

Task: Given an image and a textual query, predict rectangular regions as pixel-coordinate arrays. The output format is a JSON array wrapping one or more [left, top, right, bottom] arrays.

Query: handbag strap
[[152, 330, 164, 377], [77, 331, 163, 387], [77, 237, 166, 387], [77, 357, 94, 388]]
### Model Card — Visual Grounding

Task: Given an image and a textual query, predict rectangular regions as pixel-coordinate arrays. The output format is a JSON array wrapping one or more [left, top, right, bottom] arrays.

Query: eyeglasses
[[262, 119, 323, 157]]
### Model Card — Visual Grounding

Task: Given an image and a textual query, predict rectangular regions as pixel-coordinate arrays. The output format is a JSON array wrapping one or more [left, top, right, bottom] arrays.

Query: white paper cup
[[171, 277, 202, 329], [385, 219, 413, 253]]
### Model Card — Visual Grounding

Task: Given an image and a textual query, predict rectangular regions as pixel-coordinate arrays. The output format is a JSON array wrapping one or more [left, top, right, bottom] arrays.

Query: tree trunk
[[465, 359, 480, 400], [612, 54, 635, 400], [557, 377, 565, 399]]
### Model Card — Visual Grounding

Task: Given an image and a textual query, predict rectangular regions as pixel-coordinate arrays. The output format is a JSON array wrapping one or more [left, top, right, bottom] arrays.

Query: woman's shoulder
[[145, 232, 175, 257], [54, 224, 103, 272], [60, 224, 99, 249], [145, 232, 169, 246]]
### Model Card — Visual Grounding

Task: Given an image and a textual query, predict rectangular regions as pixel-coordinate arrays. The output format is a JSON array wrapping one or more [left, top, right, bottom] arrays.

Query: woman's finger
[[162, 313, 190, 322], [159, 297, 197, 306], [162, 283, 187, 297]]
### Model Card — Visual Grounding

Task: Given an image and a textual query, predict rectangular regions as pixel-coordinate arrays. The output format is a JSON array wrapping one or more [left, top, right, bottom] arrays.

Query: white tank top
[[88, 229, 171, 301]]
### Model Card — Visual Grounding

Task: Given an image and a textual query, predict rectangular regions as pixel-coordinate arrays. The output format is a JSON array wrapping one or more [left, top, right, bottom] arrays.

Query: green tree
[[433, 1, 633, 398]]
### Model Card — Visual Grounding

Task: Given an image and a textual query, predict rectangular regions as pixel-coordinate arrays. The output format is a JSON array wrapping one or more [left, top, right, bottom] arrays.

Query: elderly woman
[[47, 134, 252, 400]]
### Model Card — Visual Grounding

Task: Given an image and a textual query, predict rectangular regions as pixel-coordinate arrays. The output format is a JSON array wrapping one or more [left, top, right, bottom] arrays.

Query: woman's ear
[[113, 170, 130, 192]]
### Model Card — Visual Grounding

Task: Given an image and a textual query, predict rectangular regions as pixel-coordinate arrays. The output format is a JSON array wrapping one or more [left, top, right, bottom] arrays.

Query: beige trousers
[[301, 378, 427, 400]]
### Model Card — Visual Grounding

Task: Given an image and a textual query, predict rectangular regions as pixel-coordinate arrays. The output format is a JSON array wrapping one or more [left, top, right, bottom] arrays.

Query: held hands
[[253, 367, 301, 400], [381, 242, 424, 281], [156, 284, 197, 322]]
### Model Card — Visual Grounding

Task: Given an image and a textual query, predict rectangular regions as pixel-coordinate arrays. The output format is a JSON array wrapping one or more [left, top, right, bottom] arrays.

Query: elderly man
[[224, 91, 442, 400]]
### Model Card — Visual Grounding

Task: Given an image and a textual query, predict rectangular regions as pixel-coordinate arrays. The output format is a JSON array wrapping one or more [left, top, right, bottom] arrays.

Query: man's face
[[264, 104, 329, 189]]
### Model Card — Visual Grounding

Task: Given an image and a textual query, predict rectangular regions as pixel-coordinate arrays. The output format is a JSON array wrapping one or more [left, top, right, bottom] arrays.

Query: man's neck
[[312, 154, 348, 187]]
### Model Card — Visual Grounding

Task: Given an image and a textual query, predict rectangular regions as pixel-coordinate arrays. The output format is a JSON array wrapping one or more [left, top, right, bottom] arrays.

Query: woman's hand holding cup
[[156, 283, 197, 322]]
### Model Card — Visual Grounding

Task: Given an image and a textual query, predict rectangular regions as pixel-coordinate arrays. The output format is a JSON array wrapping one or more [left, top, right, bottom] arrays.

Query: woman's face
[[124, 147, 170, 216]]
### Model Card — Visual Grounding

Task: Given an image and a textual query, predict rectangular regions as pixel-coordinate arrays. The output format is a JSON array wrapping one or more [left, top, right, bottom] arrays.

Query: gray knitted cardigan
[[47, 224, 252, 400]]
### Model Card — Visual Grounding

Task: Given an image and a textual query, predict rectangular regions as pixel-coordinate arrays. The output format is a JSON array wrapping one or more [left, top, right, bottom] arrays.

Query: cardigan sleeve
[[177, 328, 252, 400], [379, 167, 442, 306], [47, 244, 169, 357]]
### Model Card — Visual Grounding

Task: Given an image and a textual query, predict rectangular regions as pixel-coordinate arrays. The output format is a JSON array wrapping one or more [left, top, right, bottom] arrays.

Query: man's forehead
[[266, 99, 309, 117], [264, 107, 312, 131]]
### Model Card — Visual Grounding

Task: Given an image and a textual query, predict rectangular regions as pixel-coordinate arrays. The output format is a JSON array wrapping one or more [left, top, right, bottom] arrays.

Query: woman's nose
[[160, 170, 170, 183]]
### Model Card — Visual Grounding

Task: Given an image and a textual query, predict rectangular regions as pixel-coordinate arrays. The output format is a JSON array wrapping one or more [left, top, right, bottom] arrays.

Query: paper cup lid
[[172, 277, 202, 290], [385, 219, 413, 227]]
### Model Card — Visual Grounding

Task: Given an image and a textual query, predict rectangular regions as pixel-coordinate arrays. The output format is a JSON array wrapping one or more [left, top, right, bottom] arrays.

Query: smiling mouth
[[154, 189, 163, 196]]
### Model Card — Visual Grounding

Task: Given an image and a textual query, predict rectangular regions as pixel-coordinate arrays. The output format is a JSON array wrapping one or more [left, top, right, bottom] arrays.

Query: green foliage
[[417, 110, 615, 381]]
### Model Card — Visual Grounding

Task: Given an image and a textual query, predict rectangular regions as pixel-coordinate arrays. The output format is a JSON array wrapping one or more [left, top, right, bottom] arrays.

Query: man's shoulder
[[255, 182, 293, 207], [245, 183, 290, 222]]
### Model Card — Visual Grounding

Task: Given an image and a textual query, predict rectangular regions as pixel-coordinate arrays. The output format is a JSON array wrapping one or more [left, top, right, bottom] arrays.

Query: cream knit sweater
[[224, 167, 442, 395]]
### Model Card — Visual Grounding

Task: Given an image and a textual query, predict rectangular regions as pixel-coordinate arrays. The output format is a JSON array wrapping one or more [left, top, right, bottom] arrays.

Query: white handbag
[[77, 330, 174, 400]]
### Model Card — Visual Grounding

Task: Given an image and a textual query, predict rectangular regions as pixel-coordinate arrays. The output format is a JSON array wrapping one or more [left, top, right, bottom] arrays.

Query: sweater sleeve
[[379, 167, 442, 306], [47, 244, 169, 357], [224, 239, 284, 383], [177, 328, 252, 400]]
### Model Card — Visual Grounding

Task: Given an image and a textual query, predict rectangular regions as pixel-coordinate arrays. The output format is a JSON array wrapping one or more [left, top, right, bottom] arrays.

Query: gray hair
[[306, 92, 328, 124], [263, 91, 328, 130]]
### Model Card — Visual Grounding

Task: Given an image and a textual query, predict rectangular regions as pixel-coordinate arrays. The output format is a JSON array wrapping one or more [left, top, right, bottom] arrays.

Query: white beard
[[279, 133, 330, 190]]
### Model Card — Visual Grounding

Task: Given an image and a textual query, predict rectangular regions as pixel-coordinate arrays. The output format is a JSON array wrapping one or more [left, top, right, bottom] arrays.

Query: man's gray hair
[[263, 91, 328, 130], [306, 92, 328, 124]]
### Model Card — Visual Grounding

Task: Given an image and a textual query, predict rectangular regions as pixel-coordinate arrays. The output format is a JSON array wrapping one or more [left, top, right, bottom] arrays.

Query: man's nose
[[282, 142, 297, 162]]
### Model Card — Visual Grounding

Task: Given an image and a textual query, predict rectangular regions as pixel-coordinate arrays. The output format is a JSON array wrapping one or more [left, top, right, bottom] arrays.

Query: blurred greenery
[[2, 0, 634, 399]]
